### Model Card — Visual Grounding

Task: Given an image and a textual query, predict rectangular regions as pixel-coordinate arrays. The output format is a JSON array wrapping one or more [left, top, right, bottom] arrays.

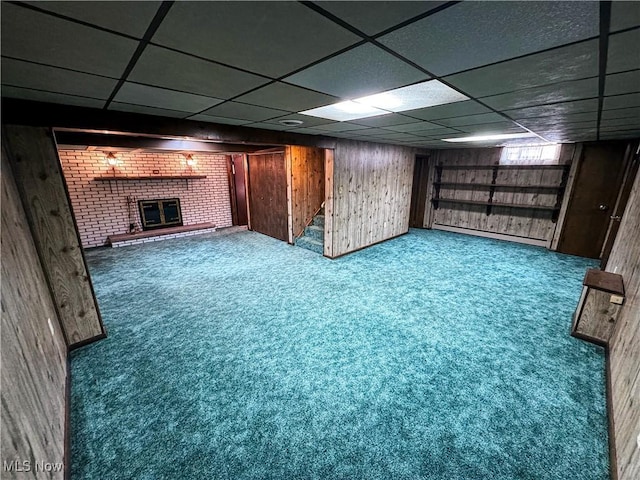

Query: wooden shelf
[[434, 182, 563, 190], [583, 268, 625, 295], [438, 164, 568, 170], [434, 198, 559, 211], [94, 175, 207, 181]]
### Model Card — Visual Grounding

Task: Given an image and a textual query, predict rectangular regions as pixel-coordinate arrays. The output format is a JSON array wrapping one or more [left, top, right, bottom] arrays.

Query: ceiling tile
[[519, 119, 597, 131], [435, 113, 505, 127], [314, 123, 369, 132], [371, 132, 423, 142], [315, 1, 446, 35], [600, 117, 640, 129], [201, 102, 289, 122], [603, 93, 640, 110], [0, 85, 106, 108], [234, 82, 338, 112], [444, 40, 598, 98], [402, 100, 492, 121], [284, 44, 428, 99], [187, 114, 253, 126], [108, 102, 191, 119], [605, 70, 640, 96], [245, 122, 293, 132], [151, 2, 360, 77], [378, 1, 598, 76], [114, 83, 223, 112], [610, 1, 640, 32], [457, 122, 528, 134], [410, 127, 464, 137], [23, 0, 161, 38], [600, 130, 640, 139], [504, 99, 599, 119], [607, 29, 640, 74], [1, 58, 117, 99], [385, 121, 443, 133], [351, 113, 422, 128], [601, 107, 640, 120], [0, 3, 137, 77], [264, 113, 336, 128], [481, 78, 599, 110], [129, 45, 270, 99], [352, 128, 397, 137]]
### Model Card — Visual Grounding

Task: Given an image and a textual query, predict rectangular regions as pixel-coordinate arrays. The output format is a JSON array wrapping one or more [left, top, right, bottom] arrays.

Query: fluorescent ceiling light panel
[[300, 100, 387, 121], [300, 80, 469, 121], [357, 80, 469, 112], [442, 133, 538, 143]]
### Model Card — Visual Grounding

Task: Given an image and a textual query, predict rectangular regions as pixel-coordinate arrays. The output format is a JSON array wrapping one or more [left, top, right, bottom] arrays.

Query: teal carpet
[[72, 229, 608, 480]]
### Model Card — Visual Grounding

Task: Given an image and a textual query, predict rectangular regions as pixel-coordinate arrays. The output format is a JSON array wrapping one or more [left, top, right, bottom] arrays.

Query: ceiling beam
[[54, 131, 274, 154], [1, 98, 338, 149]]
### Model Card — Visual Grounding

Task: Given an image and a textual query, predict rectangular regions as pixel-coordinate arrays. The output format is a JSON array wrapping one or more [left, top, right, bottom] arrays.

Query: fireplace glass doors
[[138, 198, 183, 230]]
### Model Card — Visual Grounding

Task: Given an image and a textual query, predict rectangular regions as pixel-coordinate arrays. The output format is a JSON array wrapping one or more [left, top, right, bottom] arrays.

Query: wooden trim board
[[432, 224, 551, 248]]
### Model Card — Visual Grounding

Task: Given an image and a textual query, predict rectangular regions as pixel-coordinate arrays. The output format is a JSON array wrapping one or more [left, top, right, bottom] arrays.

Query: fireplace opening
[[138, 198, 183, 231]]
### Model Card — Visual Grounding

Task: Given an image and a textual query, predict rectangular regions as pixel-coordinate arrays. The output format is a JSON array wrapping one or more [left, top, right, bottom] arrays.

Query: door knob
[[598, 204, 609, 211]]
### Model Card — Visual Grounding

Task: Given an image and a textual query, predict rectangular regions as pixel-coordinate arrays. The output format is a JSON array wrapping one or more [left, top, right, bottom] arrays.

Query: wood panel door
[[557, 142, 628, 258], [247, 152, 288, 241], [228, 154, 248, 226], [600, 143, 639, 268], [409, 155, 429, 228]]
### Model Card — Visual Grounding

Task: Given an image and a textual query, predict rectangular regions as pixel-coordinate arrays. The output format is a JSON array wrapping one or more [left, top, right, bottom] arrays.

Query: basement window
[[500, 144, 561, 165]]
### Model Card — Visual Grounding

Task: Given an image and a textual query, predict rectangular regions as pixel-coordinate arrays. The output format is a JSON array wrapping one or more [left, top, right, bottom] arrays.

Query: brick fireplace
[[58, 149, 233, 247]]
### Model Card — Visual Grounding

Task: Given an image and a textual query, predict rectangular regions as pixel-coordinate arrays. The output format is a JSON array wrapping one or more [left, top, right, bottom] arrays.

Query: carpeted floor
[[72, 229, 608, 480]]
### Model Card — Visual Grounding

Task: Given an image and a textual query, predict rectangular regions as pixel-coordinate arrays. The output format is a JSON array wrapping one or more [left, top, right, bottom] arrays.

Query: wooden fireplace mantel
[[94, 175, 207, 181]]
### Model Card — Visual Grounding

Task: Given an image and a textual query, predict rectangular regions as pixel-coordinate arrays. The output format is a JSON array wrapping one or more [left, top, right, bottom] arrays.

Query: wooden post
[[3, 125, 105, 348]]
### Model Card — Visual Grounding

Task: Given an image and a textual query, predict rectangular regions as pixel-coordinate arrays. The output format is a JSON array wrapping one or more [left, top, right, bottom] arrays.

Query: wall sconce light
[[105, 152, 119, 175], [184, 153, 196, 170]]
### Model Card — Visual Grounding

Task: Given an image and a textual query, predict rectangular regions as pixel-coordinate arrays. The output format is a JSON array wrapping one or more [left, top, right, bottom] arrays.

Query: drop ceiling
[[1, 1, 639, 148]]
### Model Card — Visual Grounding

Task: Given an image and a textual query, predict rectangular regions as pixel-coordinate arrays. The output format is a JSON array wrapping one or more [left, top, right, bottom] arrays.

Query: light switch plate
[[610, 295, 624, 305]]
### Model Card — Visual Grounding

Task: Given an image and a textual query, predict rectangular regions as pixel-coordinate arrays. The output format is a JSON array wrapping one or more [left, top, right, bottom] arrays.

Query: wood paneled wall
[[606, 164, 640, 480], [424, 145, 576, 245], [3, 125, 105, 347], [328, 140, 414, 257], [287, 145, 325, 241], [1, 146, 67, 478]]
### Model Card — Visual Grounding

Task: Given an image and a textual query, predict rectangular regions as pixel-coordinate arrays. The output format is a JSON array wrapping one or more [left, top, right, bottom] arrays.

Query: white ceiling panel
[[402, 100, 492, 121], [481, 78, 599, 111], [457, 122, 529, 135], [23, 1, 161, 38], [200, 102, 289, 122], [384, 121, 443, 133], [1, 85, 106, 109], [284, 44, 428, 99], [314, 123, 370, 133], [114, 83, 223, 113], [379, 1, 598, 76], [350, 113, 423, 128], [605, 70, 640, 96], [610, 1, 640, 33], [601, 107, 640, 121], [129, 46, 270, 100], [264, 113, 339, 128], [504, 99, 599, 119], [109, 102, 191, 119], [0, 3, 137, 77], [1, 58, 117, 99], [444, 40, 598, 98], [315, 1, 446, 35], [607, 29, 640, 74], [435, 113, 506, 127], [234, 82, 339, 112], [603, 93, 640, 110], [151, 1, 360, 78]]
